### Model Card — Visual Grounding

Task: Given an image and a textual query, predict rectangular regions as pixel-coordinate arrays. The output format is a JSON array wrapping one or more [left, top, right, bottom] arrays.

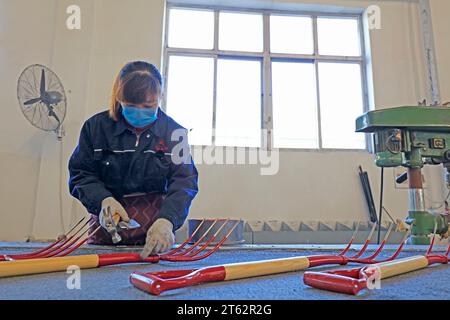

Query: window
[[168, 8, 214, 49], [165, 55, 214, 146], [215, 59, 262, 147], [318, 62, 365, 149], [164, 6, 368, 150], [317, 17, 361, 56], [271, 61, 318, 148], [219, 12, 263, 52], [270, 15, 314, 55]]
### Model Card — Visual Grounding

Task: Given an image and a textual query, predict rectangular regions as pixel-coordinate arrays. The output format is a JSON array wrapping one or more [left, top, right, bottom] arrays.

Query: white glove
[[99, 197, 130, 230], [140, 218, 175, 258]]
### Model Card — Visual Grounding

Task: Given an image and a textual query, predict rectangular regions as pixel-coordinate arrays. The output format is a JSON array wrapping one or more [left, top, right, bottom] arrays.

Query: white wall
[[0, 0, 166, 240], [0, 0, 447, 241], [430, 0, 450, 102]]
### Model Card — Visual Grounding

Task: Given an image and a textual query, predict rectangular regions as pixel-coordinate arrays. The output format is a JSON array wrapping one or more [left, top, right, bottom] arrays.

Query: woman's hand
[[99, 197, 130, 230], [140, 218, 175, 258]]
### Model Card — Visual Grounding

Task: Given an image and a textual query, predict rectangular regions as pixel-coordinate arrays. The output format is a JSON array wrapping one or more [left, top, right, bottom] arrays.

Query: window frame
[[162, 4, 370, 151]]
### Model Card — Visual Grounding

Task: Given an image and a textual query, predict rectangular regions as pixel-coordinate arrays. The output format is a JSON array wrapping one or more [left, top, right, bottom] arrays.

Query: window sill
[[189, 144, 369, 153]]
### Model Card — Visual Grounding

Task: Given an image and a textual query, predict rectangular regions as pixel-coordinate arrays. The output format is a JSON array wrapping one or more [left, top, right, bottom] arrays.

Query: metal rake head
[[338, 221, 410, 264], [0, 216, 100, 261], [158, 218, 241, 262]]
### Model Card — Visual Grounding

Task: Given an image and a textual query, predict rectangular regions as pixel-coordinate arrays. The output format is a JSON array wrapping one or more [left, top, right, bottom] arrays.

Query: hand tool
[[303, 231, 449, 295], [129, 222, 410, 295], [103, 207, 141, 244], [0, 219, 240, 278]]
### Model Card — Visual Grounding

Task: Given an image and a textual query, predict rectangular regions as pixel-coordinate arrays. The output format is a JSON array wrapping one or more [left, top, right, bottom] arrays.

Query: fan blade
[[40, 69, 46, 95], [24, 98, 41, 106]]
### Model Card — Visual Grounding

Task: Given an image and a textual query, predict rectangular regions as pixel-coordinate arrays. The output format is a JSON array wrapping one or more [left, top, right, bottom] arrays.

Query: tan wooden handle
[[0, 255, 99, 278], [113, 212, 121, 225], [224, 256, 310, 281], [373, 255, 428, 279]]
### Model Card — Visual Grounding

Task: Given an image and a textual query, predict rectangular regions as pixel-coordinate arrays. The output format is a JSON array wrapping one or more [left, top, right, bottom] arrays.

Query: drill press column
[[406, 167, 435, 244], [408, 168, 425, 212]]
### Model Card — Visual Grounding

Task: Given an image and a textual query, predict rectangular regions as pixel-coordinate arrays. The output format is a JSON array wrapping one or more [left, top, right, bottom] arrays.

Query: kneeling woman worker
[[68, 61, 198, 258]]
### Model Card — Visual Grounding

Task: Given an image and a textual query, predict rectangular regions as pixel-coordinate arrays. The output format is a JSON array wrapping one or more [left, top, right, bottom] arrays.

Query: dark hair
[[109, 61, 163, 121]]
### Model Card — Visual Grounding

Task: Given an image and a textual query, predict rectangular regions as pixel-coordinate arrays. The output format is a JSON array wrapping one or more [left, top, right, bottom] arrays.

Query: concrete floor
[[0, 243, 449, 300]]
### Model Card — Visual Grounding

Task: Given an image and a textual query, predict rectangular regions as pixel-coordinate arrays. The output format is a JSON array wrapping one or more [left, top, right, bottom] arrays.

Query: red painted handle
[[98, 253, 159, 266], [426, 255, 448, 265], [303, 271, 367, 295], [148, 269, 199, 278], [307, 255, 348, 267], [130, 266, 226, 295]]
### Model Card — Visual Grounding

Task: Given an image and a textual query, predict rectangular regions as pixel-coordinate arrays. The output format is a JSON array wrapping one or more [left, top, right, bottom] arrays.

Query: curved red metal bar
[[349, 229, 409, 264], [169, 219, 225, 257], [161, 220, 241, 262], [347, 223, 377, 259], [338, 222, 360, 256], [131, 266, 226, 296], [164, 219, 207, 256]]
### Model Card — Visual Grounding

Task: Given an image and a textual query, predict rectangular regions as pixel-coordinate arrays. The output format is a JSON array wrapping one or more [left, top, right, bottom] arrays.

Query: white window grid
[[162, 4, 370, 151]]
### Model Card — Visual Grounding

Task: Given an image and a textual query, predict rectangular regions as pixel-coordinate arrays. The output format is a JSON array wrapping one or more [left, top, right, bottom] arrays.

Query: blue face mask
[[121, 104, 158, 128]]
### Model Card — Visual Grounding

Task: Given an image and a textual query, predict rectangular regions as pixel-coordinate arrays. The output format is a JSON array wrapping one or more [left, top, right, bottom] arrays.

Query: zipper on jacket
[[135, 133, 142, 147]]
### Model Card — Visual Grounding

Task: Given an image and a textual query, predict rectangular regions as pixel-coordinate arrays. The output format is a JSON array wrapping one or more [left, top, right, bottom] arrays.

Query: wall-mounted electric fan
[[17, 64, 67, 139]]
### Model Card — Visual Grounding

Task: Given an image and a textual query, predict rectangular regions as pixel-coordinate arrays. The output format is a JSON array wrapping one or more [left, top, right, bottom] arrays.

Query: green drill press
[[356, 106, 450, 244]]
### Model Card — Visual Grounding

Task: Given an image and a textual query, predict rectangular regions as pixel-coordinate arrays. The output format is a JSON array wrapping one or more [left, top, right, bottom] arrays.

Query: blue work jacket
[[68, 107, 199, 230]]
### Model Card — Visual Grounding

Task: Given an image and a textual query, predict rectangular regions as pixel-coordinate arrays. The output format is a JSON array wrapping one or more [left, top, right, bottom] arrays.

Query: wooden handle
[[130, 256, 312, 295], [373, 255, 428, 279], [224, 256, 310, 281], [113, 212, 121, 225], [0, 255, 99, 278]]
